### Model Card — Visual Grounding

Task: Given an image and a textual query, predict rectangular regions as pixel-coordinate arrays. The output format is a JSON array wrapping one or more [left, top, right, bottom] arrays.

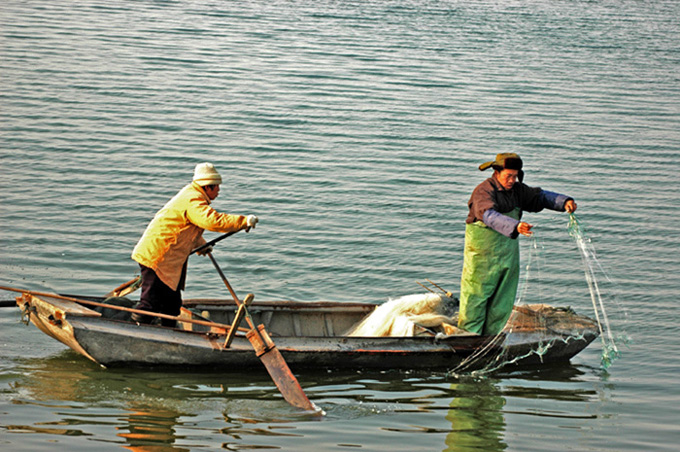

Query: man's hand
[[245, 215, 258, 232], [196, 245, 213, 256], [517, 221, 534, 237], [565, 200, 577, 213]]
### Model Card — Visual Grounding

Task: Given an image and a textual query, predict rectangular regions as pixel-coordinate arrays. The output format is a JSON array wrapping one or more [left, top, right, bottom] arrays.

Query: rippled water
[[1, 0, 679, 451]]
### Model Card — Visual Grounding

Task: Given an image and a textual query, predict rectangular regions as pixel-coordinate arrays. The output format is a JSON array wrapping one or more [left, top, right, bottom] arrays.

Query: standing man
[[458, 153, 577, 336], [131, 162, 258, 326]]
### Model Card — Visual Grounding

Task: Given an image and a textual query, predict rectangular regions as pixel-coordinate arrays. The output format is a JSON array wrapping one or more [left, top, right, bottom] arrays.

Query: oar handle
[[191, 230, 240, 255], [206, 252, 253, 328]]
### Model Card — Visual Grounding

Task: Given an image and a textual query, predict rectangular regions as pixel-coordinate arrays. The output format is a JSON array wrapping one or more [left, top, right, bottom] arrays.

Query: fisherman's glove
[[246, 215, 259, 232]]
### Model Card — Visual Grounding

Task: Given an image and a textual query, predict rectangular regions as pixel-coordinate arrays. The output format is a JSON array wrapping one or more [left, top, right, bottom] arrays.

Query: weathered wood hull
[[15, 293, 600, 372]]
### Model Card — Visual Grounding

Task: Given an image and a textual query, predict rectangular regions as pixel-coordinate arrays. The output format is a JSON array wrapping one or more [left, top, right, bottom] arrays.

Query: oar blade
[[246, 325, 320, 414], [258, 347, 319, 413]]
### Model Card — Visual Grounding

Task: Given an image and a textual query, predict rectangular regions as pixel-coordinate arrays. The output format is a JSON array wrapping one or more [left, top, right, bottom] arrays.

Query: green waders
[[458, 208, 521, 336]]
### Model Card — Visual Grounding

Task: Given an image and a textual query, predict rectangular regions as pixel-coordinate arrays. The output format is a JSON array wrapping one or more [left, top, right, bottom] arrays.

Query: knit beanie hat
[[193, 162, 222, 186]]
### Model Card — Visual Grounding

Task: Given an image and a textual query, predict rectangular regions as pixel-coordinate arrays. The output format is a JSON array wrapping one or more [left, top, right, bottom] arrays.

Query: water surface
[[1, 0, 679, 450]]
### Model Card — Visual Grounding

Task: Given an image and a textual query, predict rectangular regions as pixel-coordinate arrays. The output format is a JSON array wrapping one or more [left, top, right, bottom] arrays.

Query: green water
[[1, 0, 679, 450]]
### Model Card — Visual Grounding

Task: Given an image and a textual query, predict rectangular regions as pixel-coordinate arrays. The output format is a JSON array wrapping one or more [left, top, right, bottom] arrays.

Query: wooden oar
[[205, 252, 319, 413], [191, 230, 240, 256], [0, 285, 248, 335], [105, 276, 142, 298], [101, 230, 243, 299]]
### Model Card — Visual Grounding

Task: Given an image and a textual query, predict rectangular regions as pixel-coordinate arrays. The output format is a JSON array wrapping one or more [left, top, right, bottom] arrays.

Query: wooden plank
[[34, 295, 102, 317], [324, 313, 335, 337]]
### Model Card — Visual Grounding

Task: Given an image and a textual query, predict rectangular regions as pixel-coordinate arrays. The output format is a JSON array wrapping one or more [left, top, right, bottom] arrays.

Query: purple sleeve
[[538, 190, 572, 211], [482, 209, 520, 239]]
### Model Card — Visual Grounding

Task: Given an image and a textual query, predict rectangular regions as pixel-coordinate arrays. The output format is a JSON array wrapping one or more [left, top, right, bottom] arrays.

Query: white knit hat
[[193, 162, 223, 186]]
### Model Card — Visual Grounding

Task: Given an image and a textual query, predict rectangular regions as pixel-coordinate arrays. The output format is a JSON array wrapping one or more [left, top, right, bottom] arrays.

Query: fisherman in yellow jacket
[[131, 162, 258, 326]]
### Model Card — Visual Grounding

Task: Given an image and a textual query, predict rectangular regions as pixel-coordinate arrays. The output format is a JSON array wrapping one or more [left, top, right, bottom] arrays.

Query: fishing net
[[567, 213, 630, 369], [452, 213, 630, 374], [345, 214, 628, 374], [346, 293, 463, 337], [455, 213, 630, 374]]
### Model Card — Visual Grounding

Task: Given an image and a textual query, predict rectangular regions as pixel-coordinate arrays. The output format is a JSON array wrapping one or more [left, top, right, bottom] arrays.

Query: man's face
[[496, 169, 519, 190], [205, 184, 220, 200]]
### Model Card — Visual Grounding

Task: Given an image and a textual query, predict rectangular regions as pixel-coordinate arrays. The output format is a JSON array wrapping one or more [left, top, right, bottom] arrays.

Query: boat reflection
[[118, 405, 186, 452], [8, 350, 602, 451], [9, 350, 302, 450]]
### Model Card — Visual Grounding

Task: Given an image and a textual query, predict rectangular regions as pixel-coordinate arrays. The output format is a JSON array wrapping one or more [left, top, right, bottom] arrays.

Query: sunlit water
[[1, 0, 679, 451]]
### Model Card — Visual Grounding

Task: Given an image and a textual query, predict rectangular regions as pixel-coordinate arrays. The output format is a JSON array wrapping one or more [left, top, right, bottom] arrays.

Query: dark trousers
[[134, 264, 182, 327]]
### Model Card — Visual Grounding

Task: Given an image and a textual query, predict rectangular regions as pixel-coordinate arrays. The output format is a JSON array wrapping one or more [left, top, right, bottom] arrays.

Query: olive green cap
[[479, 153, 523, 171]]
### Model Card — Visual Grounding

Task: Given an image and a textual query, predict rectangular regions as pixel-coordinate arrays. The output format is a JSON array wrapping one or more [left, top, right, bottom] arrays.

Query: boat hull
[[15, 293, 599, 372]]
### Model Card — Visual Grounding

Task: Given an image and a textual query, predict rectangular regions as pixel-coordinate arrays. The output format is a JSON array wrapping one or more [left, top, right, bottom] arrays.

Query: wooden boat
[[13, 289, 601, 372], [11, 290, 599, 372]]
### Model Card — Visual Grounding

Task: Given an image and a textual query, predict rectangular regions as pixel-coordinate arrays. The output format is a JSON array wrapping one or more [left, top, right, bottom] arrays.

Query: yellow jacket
[[132, 182, 248, 290]]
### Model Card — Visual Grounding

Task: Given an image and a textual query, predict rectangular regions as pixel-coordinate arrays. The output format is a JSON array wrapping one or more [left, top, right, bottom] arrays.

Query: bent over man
[[131, 162, 258, 326], [458, 153, 577, 336]]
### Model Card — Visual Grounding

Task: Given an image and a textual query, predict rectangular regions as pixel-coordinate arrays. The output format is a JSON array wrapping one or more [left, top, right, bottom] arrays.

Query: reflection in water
[[10, 351, 191, 450], [440, 364, 603, 452], [118, 405, 187, 452], [7, 350, 302, 450], [5, 350, 606, 451], [444, 378, 507, 452]]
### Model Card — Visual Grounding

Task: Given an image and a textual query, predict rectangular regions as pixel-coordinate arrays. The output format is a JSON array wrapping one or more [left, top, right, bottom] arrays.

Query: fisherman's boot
[[160, 318, 177, 328], [131, 312, 153, 325]]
